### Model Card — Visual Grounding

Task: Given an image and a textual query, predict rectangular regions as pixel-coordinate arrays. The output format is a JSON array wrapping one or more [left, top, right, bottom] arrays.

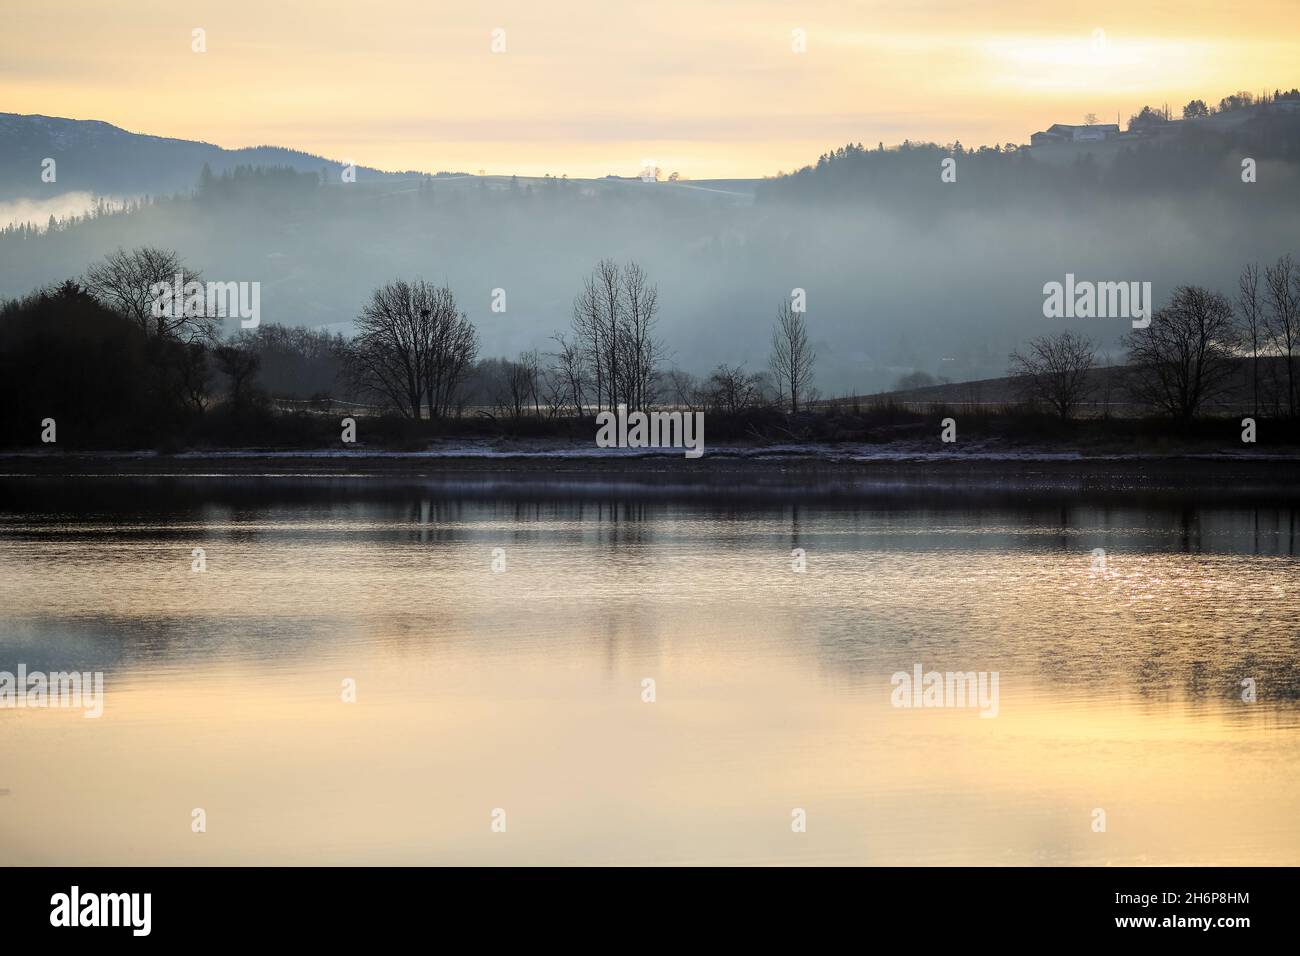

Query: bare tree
[[522, 349, 544, 416], [666, 368, 704, 414], [571, 273, 604, 411], [619, 262, 664, 410], [421, 288, 478, 419], [1124, 286, 1239, 420], [83, 246, 214, 342], [347, 279, 477, 419], [768, 301, 816, 413], [570, 259, 663, 411], [595, 259, 622, 408], [548, 332, 588, 414], [494, 354, 537, 422], [571, 260, 622, 410], [705, 364, 764, 415], [1264, 255, 1299, 417], [1008, 330, 1095, 420], [537, 362, 570, 418], [1238, 262, 1264, 417]]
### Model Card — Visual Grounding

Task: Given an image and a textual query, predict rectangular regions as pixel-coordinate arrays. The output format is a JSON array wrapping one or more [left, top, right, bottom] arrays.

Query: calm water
[[1, 475, 1298, 865]]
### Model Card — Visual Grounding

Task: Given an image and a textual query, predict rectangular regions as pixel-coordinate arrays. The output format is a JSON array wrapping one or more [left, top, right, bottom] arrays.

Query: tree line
[[347, 257, 815, 422], [761, 101, 1300, 208], [0, 247, 818, 447], [5, 242, 1297, 451], [1009, 256, 1300, 421]]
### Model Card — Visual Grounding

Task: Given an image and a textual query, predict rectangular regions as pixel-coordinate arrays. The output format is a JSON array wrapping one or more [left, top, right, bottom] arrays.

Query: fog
[[0, 192, 126, 231], [3, 159, 1297, 394]]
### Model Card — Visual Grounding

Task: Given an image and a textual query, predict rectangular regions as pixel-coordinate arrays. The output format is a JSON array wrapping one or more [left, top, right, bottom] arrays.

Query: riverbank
[[2, 441, 1298, 500]]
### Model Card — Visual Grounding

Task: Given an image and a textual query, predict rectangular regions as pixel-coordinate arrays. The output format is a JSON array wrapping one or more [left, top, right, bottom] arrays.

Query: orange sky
[[4, 0, 1298, 178]]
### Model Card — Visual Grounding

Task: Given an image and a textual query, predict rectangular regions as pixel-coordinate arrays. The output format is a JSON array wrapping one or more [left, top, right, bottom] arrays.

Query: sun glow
[[2, 1, 1298, 177]]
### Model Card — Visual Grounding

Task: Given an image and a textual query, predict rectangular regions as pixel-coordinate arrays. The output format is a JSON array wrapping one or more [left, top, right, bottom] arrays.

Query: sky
[[4, 0, 1299, 179]]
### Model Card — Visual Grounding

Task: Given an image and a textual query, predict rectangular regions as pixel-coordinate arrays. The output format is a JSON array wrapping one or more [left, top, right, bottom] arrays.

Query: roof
[[1046, 123, 1120, 134]]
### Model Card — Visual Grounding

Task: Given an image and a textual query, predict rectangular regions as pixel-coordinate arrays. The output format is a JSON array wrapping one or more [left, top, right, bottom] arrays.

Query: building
[[1030, 123, 1121, 146]]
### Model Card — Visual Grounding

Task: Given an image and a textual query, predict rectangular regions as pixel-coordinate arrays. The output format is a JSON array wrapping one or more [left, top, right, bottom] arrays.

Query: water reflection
[[0, 476, 1297, 864]]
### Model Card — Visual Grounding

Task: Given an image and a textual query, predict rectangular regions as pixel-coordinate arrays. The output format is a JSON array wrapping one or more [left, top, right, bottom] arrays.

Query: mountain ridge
[[0, 111, 448, 199]]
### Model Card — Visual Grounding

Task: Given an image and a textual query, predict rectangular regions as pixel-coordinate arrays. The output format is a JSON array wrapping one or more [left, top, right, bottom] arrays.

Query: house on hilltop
[[1030, 123, 1121, 146]]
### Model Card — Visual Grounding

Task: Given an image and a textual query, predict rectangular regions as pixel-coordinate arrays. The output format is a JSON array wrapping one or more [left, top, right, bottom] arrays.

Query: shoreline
[[2, 447, 1298, 500]]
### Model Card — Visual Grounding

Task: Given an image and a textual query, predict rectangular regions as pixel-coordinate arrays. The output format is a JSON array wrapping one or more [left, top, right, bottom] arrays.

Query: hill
[[0, 112, 432, 200]]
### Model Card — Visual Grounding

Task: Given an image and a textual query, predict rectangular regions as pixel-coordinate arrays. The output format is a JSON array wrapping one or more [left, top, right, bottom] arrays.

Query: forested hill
[[0, 112, 441, 200], [760, 97, 1300, 206]]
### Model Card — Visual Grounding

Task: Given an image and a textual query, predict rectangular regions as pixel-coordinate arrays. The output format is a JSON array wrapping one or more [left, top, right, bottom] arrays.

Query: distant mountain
[[0, 112, 438, 200]]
